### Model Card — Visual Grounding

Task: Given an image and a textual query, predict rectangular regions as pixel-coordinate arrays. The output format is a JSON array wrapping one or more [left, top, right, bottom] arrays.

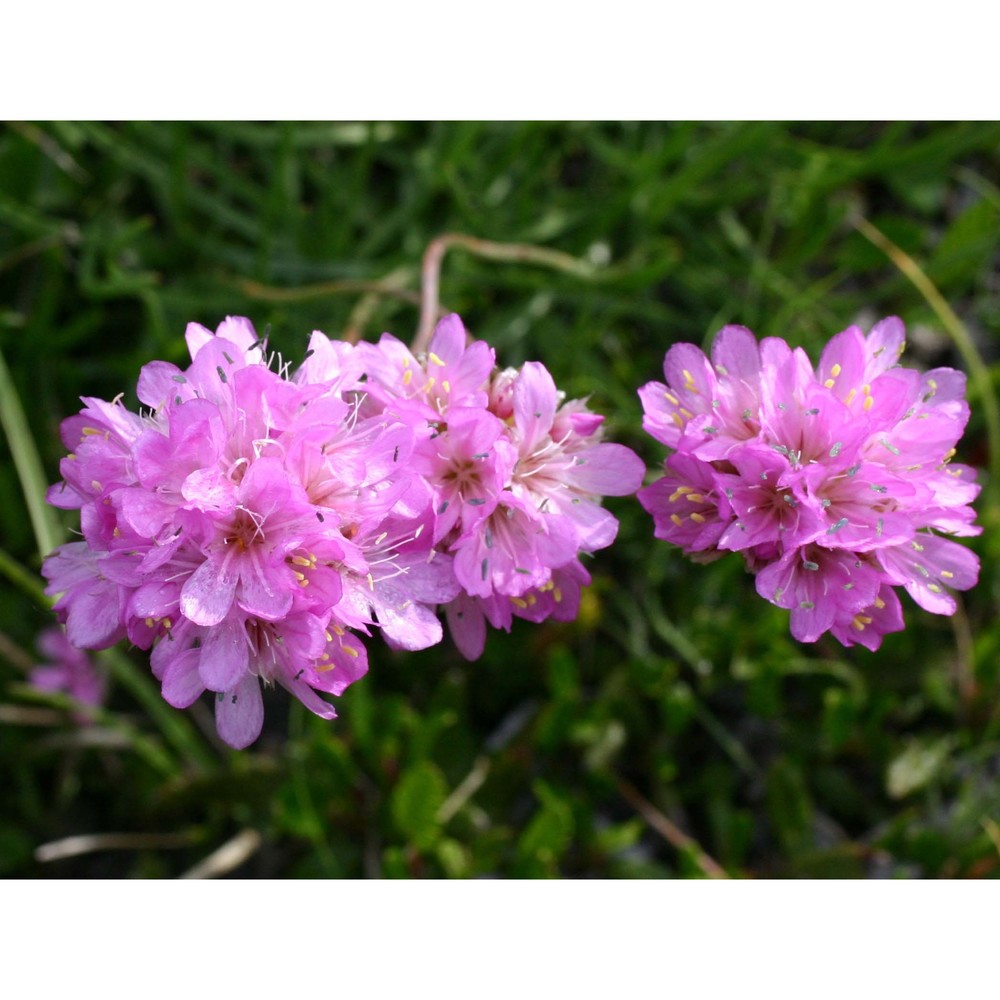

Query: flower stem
[[0, 546, 50, 607], [616, 777, 729, 878], [414, 233, 613, 353]]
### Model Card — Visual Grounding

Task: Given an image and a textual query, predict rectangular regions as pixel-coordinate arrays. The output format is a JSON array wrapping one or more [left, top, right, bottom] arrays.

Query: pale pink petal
[[215, 674, 264, 749]]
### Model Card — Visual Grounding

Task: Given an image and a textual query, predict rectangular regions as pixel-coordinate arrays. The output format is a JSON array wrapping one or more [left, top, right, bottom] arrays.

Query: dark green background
[[2, 122, 999, 877]]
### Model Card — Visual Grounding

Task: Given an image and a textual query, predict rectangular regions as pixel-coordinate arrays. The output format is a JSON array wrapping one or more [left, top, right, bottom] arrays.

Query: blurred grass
[[1, 121, 1000, 878]]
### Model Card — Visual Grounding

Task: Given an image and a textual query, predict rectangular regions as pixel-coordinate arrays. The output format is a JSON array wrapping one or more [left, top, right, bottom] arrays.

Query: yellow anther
[[874, 597, 886, 610], [428, 352, 446, 367], [906, 464, 922, 471], [163, 618, 172, 629], [343, 645, 359, 658], [332, 624, 345, 636], [663, 391, 679, 406], [113, 527, 121, 537], [682, 369, 696, 388], [679, 407, 694, 419], [830, 364, 842, 378], [668, 486, 692, 503], [66, 453, 77, 460], [402, 369, 413, 386], [944, 448, 956, 461], [291, 555, 313, 567], [927, 378, 937, 390], [686, 493, 705, 504], [527, 594, 537, 606], [293, 570, 307, 582], [941, 570, 954, 579], [927, 583, 943, 593], [845, 389, 857, 405], [539, 581, 554, 593], [863, 395, 874, 412], [443, 380, 451, 393], [670, 513, 684, 527], [823, 378, 835, 389], [911, 541, 924, 552], [510, 596, 528, 609], [553, 587, 562, 603], [689, 512, 706, 524], [144, 617, 155, 628], [851, 615, 867, 631], [863, 384, 871, 396], [424, 377, 436, 393], [91, 480, 103, 491], [367, 572, 375, 591], [672, 413, 684, 428], [81, 427, 102, 436], [324, 630, 334, 642]]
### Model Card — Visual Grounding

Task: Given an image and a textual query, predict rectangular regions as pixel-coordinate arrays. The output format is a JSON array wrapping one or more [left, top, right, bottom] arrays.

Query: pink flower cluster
[[43, 315, 643, 747], [29, 627, 105, 721], [638, 318, 980, 650]]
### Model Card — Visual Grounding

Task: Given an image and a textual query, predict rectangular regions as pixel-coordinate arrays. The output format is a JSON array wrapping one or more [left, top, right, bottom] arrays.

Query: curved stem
[[414, 233, 611, 353]]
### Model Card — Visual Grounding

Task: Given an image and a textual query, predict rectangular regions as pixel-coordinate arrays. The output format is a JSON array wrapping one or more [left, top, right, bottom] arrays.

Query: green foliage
[[2, 122, 1000, 878]]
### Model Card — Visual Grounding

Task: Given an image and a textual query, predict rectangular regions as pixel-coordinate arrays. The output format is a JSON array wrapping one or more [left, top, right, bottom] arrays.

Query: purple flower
[[44, 317, 436, 748], [29, 628, 106, 721], [43, 311, 644, 744], [355, 315, 646, 660], [638, 318, 981, 649]]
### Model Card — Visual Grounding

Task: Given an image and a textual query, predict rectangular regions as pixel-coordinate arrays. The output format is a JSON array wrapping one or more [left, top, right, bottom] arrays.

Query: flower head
[[44, 312, 643, 744], [638, 318, 980, 649], [349, 314, 646, 660], [44, 317, 438, 748]]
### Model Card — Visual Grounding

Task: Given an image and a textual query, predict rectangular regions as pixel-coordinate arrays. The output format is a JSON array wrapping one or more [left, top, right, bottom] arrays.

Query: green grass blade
[[0, 343, 64, 560]]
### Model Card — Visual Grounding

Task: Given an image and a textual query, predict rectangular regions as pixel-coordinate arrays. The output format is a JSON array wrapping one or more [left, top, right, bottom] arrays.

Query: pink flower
[[638, 318, 981, 649], [352, 314, 646, 660], [44, 311, 644, 744], [44, 316, 438, 748], [29, 628, 105, 721]]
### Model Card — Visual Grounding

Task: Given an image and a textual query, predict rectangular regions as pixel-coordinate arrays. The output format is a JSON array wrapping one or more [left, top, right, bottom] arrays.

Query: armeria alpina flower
[[44, 316, 445, 748], [638, 318, 980, 650], [358, 315, 646, 660], [43, 311, 643, 743]]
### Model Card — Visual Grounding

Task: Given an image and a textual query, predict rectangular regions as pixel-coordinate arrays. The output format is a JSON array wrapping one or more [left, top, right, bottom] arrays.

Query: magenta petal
[[180, 556, 237, 626], [446, 594, 486, 661], [569, 443, 645, 496], [64, 581, 124, 649], [513, 362, 558, 451], [282, 676, 339, 720], [428, 313, 468, 363], [215, 674, 264, 749], [198, 617, 250, 692], [236, 550, 293, 621], [711, 325, 760, 381], [162, 647, 205, 708]]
